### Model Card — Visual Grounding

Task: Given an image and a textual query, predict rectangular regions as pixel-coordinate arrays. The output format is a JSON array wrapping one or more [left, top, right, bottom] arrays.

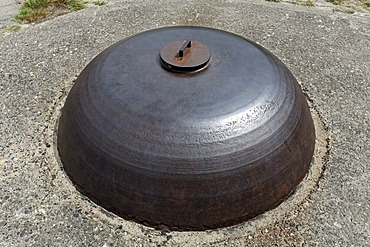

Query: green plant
[[362, 0, 370, 7], [15, 0, 86, 23], [326, 0, 344, 5], [15, 0, 48, 22], [22, 0, 48, 9], [1, 25, 22, 32], [93, 0, 106, 6], [64, 0, 86, 10]]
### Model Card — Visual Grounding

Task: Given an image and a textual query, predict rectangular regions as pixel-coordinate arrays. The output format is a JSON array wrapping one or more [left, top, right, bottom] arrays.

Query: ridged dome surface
[[57, 26, 315, 230]]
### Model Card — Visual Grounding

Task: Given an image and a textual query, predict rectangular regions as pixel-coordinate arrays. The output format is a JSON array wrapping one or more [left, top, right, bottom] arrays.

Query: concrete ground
[[0, 0, 369, 246], [0, 0, 21, 27]]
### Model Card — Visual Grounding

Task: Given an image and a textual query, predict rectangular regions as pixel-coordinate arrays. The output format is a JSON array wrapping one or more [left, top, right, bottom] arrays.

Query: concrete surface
[[0, 0, 21, 26], [0, 0, 369, 246]]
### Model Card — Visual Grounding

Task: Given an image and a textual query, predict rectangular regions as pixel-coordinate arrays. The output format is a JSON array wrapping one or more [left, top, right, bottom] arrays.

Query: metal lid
[[57, 26, 315, 230], [159, 40, 211, 73]]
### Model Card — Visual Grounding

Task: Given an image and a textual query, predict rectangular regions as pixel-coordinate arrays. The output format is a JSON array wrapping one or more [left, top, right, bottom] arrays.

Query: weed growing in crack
[[15, 0, 86, 23]]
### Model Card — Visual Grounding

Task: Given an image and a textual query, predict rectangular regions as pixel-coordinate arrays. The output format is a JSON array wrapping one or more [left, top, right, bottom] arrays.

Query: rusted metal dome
[[57, 26, 315, 230]]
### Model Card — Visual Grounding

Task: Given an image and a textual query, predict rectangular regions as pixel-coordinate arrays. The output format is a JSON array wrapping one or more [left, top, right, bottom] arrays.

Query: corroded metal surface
[[57, 26, 315, 230], [159, 40, 211, 73]]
